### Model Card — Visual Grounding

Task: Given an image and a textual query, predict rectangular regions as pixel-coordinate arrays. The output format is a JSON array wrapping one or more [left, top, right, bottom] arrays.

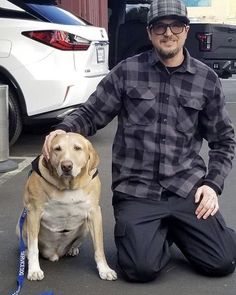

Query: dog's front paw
[[27, 269, 44, 281], [98, 265, 117, 281]]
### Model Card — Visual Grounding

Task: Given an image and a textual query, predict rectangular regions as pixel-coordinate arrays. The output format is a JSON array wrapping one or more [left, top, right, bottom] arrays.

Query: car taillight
[[196, 33, 212, 51], [22, 30, 90, 51]]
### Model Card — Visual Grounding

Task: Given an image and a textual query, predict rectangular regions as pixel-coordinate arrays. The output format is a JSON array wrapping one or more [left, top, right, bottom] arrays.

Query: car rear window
[[26, 3, 87, 25], [4, 0, 89, 25]]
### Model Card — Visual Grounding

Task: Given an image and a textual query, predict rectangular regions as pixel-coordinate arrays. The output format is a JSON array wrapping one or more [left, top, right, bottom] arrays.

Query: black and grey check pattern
[[147, 0, 189, 25], [56, 49, 235, 200]]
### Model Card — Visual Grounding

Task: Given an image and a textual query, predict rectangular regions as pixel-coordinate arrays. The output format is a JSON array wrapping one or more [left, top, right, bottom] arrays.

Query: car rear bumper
[[23, 104, 81, 125], [203, 59, 236, 78]]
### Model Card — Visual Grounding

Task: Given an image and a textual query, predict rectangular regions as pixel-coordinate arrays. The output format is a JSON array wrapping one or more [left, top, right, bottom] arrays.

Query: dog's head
[[44, 132, 99, 179]]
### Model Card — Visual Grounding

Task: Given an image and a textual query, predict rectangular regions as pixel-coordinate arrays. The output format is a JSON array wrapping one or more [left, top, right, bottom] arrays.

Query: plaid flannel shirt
[[56, 49, 235, 199]]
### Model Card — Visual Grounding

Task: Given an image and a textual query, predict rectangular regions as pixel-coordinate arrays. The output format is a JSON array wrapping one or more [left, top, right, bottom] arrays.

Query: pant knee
[[212, 258, 236, 276], [195, 257, 236, 277], [118, 258, 159, 282]]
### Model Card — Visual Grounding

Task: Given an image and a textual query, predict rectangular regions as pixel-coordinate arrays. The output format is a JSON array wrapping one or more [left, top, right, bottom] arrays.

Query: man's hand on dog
[[195, 185, 219, 220], [43, 129, 66, 160]]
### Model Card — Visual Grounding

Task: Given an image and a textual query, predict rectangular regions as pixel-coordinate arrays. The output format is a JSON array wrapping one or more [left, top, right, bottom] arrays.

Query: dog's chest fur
[[41, 188, 92, 233]]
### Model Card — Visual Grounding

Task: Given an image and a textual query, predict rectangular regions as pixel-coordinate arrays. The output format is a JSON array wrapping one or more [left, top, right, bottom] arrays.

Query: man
[[43, 0, 236, 282]]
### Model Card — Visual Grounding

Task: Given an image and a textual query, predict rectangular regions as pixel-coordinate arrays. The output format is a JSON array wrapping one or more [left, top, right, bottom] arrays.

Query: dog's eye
[[54, 146, 62, 151], [74, 145, 82, 151]]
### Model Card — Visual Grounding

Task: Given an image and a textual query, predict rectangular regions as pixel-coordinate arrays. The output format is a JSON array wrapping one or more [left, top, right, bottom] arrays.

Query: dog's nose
[[61, 160, 73, 173]]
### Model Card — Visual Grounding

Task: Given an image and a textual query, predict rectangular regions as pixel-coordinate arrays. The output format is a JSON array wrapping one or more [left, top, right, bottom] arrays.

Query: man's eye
[[155, 24, 165, 29]]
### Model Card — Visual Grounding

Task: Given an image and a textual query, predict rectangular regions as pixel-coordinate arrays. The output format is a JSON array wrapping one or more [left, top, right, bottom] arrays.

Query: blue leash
[[9, 208, 54, 295]]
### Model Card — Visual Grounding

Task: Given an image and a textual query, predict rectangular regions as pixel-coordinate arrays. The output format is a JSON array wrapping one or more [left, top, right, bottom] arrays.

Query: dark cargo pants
[[113, 191, 236, 282]]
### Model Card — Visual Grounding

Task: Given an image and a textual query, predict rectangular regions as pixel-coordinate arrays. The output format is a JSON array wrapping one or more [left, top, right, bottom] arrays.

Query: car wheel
[[9, 88, 22, 146]]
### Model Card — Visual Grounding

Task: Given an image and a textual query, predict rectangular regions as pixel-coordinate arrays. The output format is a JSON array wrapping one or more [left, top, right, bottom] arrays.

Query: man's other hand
[[195, 185, 219, 219]]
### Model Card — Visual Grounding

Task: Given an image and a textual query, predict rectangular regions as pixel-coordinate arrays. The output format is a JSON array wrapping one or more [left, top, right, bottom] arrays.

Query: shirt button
[[163, 118, 167, 123], [162, 137, 166, 142]]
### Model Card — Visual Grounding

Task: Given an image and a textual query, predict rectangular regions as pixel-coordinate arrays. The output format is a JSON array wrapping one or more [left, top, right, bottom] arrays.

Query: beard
[[156, 47, 181, 59], [155, 37, 182, 60]]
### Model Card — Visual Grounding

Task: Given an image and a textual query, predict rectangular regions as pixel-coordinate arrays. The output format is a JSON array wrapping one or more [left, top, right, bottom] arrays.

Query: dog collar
[[30, 155, 42, 177]]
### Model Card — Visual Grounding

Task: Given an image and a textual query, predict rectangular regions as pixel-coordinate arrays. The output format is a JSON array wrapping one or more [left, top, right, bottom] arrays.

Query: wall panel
[[59, 0, 108, 30]]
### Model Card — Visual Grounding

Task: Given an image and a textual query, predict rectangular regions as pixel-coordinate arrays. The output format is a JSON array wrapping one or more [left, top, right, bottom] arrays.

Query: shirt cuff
[[51, 123, 72, 132], [202, 180, 222, 196]]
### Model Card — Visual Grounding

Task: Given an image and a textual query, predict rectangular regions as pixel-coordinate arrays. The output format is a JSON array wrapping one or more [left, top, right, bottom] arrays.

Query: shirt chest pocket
[[124, 87, 158, 126], [176, 96, 204, 133]]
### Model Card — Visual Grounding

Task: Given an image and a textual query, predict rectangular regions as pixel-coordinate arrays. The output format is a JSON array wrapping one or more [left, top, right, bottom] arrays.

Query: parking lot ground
[[1, 105, 236, 295], [0, 157, 34, 186]]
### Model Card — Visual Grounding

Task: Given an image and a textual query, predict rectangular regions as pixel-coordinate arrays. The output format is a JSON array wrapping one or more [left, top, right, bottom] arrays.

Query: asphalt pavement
[[1, 92, 236, 295]]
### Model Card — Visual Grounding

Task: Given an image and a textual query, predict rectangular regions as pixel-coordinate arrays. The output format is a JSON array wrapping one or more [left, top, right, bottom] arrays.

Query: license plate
[[96, 46, 105, 63]]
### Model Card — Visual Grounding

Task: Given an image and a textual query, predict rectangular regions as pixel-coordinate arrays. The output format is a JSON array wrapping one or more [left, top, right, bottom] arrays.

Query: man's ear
[[87, 141, 99, 176], [147, 26, 152, 41], [185, 25, 190, 35]]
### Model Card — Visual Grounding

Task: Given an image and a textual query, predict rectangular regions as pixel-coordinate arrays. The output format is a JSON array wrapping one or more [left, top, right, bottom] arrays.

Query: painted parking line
[[0, 157, 34, 186]]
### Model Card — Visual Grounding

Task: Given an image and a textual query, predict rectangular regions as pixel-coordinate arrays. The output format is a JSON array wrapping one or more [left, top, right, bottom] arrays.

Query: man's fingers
[[195, 187, 202, 203], [197, 204, 213, 219], [43, 134, 51, 160], [43, 135, 48, 156], [201, 202, 219, 219], [210, 203, 219, 216], [42, 130, 66, 160], [195, 202, 207, 219], [202, 209, 213, 220], [195, 197, 219, 219]]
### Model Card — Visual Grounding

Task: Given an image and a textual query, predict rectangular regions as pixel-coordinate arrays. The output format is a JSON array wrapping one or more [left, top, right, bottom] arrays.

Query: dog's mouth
[[56, 229, 72, 233], [61, 171, 73, 177]]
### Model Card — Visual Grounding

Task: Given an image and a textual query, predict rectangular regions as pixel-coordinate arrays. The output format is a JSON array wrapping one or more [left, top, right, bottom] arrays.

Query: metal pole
[[0, 85, 18, 172]]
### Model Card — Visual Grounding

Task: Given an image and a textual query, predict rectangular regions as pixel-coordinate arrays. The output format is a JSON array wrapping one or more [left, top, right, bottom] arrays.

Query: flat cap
[[147, 0, 190, 25]]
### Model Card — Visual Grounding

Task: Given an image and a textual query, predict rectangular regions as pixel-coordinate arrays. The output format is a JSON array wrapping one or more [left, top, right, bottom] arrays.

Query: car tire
[[9, 88, 22, 146]]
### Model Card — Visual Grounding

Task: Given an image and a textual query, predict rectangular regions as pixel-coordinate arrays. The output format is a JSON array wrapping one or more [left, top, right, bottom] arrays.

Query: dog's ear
[[42, 156, 53, 175], [87, 141, 99, 176]]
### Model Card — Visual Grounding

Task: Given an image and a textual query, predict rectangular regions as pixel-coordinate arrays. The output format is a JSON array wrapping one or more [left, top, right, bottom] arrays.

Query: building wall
[[58, 0, 108, 30], [187, 0, 236, 24]]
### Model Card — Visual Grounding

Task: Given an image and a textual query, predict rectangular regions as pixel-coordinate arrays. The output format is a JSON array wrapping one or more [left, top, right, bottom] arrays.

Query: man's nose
[[164, 26, 173, 36]]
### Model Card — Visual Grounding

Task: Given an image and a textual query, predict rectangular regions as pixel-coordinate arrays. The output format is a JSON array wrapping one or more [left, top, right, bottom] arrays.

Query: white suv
[[0, 0, 109, 145]]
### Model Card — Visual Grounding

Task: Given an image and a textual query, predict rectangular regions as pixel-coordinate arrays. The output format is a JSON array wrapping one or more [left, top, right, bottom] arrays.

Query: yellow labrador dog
[[16, 132, 117, 281]]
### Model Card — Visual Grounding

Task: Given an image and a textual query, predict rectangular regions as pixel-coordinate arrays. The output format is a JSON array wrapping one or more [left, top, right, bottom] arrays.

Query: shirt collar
[[149, 48, 197, 75]]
